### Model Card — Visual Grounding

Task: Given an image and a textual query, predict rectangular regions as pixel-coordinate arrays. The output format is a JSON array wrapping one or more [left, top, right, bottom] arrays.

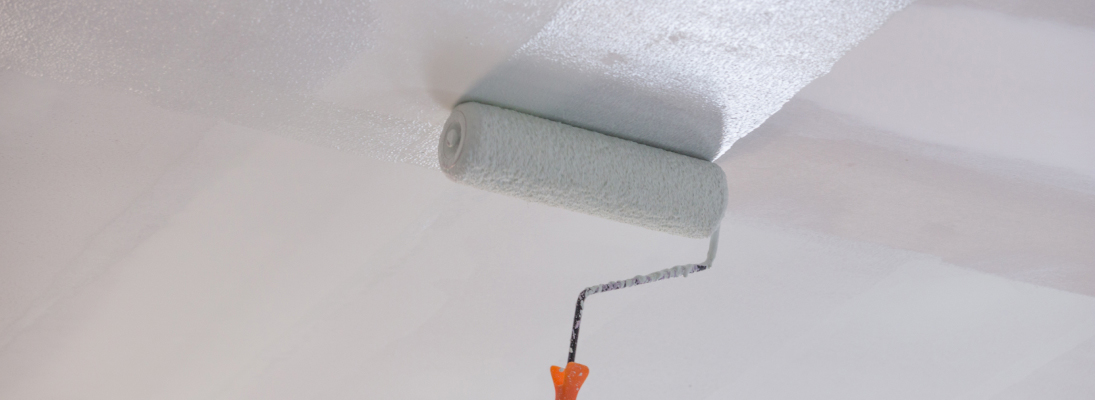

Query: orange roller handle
[[550, 362, 589, 400]]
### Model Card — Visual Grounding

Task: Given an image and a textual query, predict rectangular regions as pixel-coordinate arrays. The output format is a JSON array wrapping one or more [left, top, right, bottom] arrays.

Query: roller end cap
[[550, 362, 589, 400], [438, 109, 467, 171]]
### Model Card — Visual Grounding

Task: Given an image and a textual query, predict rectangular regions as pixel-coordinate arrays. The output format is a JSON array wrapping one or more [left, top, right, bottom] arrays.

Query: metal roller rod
[[567, 263, 709, 363], [565, 229, 718, 363]]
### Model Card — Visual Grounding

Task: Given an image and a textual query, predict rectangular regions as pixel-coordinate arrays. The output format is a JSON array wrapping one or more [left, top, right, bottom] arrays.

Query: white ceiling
[[1, 0, 912, 164], [1, 0, 1093, 399]]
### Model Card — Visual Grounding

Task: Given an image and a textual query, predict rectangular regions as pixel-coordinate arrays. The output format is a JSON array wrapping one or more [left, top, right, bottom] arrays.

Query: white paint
[[462, 0, 912, 160], [0, 0, 910, 166]]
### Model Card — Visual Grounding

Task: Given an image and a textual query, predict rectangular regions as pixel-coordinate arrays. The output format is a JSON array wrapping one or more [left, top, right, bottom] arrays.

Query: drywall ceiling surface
[[1, 0, 910, 165], [3, 0, 1095, 399], [797, 3, 1095, 179]]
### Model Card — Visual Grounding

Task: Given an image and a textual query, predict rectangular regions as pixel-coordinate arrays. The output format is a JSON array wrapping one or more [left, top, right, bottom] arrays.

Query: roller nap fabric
[[439, 102, 727, 238]]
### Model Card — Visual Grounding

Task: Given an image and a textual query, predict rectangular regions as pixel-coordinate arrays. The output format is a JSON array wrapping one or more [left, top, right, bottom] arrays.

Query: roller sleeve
[[439, 102, 726, 238]]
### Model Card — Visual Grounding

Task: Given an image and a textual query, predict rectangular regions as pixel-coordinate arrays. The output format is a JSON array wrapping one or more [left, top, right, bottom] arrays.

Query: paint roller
[[438, 102, 726, 400]]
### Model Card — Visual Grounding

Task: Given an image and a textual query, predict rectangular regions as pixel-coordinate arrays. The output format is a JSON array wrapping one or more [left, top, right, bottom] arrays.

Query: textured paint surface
[[464, 0, 913, 160], [0, 0, 440, 164], [0, 0, 910, 166]]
